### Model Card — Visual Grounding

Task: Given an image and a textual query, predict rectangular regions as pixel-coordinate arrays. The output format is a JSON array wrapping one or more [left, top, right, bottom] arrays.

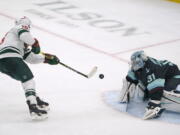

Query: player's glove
[[31, 38, 40, 54], [43, 53, 60, 65]]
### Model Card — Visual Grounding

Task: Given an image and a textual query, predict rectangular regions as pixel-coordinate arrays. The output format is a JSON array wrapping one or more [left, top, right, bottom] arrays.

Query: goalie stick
[[59, 61, 97, 79]]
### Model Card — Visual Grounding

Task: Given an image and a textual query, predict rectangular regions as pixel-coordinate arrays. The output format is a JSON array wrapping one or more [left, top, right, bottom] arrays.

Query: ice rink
[[0, 0, 180, 135]]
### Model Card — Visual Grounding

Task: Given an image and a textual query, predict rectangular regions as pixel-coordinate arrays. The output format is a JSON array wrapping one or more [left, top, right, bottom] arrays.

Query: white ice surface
[[0, 0, 180, 135]]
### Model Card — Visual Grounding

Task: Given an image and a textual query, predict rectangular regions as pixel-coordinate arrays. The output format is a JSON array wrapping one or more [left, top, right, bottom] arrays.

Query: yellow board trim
[[167, 0, 180, 3]]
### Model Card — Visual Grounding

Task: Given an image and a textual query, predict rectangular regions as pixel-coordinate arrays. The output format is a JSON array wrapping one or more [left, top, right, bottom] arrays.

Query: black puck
[[99, 74, 104, 79]]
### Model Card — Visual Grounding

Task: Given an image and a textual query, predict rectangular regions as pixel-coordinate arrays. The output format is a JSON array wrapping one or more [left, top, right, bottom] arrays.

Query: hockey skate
[[27, 100, 48, 120], [143, 101, 165, 120], [36, 96, 50, 111]]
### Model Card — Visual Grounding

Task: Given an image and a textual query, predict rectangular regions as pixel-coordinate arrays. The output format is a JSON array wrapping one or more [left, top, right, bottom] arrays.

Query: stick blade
[[87, 66, 98, 78]]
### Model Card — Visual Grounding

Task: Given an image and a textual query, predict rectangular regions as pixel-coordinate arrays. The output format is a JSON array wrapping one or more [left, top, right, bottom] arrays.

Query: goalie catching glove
[[43, 53, 60, 65]]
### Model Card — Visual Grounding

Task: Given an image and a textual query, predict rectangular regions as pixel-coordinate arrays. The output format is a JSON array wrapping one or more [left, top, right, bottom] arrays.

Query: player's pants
[[0, 57, 34, 82], [165, 77, 180, 91], [0, 57, 37, 103], [164, 64, 180, 91]]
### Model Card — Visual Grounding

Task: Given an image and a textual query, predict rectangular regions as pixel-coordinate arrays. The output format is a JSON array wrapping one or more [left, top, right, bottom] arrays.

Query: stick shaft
[[59, 61, 88, 78], [41, 52, 93, 78]]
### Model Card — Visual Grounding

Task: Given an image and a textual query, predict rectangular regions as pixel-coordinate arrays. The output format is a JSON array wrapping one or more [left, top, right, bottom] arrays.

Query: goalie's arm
[[126, 70, 138, 84]]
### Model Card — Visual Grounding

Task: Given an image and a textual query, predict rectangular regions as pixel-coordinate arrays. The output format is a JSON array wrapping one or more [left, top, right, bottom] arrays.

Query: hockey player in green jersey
[[0, 16, 60, 120], [119, 51, 180, 120]]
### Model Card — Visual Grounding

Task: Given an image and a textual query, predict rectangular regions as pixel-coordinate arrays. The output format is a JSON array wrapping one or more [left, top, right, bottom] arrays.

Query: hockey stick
[[59, 61, 98, 78], [41, 52, 97, 78]]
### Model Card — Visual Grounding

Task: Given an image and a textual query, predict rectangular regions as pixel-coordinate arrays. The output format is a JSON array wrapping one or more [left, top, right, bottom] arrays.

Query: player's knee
[[20, 74, 34, 83]]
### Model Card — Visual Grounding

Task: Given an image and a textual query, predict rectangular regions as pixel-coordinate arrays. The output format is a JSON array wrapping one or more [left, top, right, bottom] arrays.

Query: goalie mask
[[130, 51, 147, 71], [15, 16, 32, 31]]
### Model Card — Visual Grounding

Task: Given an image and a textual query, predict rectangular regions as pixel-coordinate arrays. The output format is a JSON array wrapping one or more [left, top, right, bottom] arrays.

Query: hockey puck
[[99, 74, 104, 79]]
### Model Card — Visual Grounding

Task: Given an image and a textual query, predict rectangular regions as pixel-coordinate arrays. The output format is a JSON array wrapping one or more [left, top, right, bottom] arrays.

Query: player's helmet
[[15, 16, 32, 30], [130, 50, 147, 71]]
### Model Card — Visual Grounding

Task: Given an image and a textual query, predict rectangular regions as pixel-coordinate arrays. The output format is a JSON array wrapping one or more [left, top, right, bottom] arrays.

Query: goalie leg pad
[[119, 79, 144, 103], [161, 90, 180, 112], [119, 79, 135, 103]]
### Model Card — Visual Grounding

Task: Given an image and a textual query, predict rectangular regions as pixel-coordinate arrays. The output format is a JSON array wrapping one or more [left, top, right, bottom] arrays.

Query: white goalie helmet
[[15, 16, 32, 30], [130, 50, 148, 71]]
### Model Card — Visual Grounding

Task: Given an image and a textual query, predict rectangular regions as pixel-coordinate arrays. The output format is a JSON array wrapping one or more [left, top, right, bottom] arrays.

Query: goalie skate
[[143, 101, 165, 120], [143, 106, 165, 120]]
